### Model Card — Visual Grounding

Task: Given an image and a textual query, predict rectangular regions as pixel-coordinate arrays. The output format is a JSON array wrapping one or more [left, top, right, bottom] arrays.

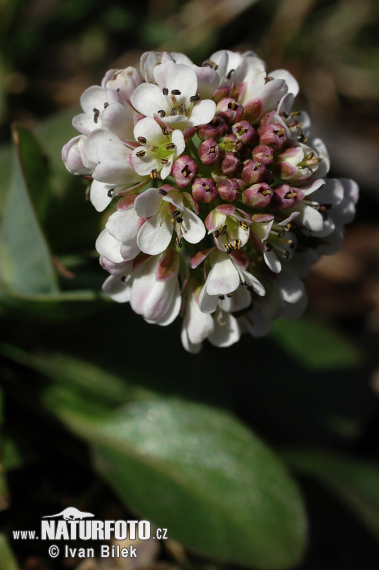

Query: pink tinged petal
[[171, 129, 186, 156], [102, 274, 132, 303], [131, 83, 169, 117], [270, 70, 299, 97], [134, 188, 162, 218], [102, 102, 135, 141], [205, 209, 226, 232], [131, 262, 179, 322], [218, 285, 251, 313], [216, 204, 236, 216], [162, 191, 184, 211], [161, 155, 174, 179], [297, 203, 324, 232], [209, 312, 240, 348], [137, 212, 172, 255], [191, 247, 214, 269], [171, 52, 193, 65], [106, 209, 139, 243], [181, 210, 206, 244], [192, 66, 220, 99], [187, 100, 217, 127], [264, 249, 282, 273], [90, 180, 114, 212], [156, 248, 179, 282], [95, 229, 123, 263], [230, 249, 249, 270], [206, 255, 240, 296], [62, 136, 92, 175]]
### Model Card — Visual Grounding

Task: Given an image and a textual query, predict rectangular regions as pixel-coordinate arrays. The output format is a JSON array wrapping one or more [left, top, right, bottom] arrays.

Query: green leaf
[[0, 534, 20, 570], [46, 391, 307, 570], [271, 317, 363, 370], [284, 449, 379, 542], [0, 126, 58, 295]]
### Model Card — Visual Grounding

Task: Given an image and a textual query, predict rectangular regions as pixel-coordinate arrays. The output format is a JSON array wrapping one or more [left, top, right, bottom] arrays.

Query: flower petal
[[137, 212, 172, 255]]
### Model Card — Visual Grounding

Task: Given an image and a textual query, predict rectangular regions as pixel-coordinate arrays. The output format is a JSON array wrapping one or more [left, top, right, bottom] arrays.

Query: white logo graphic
[[42, 507, 95, 521]]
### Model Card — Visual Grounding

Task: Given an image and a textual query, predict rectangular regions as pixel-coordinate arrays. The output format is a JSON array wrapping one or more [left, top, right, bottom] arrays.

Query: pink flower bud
[[252, 145, 274, 166], [242, 183, 273, 208], [172, 155, 199, 188], [221, 152, 239, 176], [192, 177, 218, 203], [198, 138, 221, 166], [242, 160, 270, 185], [217, 178, 244, 201], [272, 184, 305, 209], [258, 123, 287, 149], [183, 126, 197, 140], [197, 116, 228, 141], [243, 98, 263, 123], [212, 83, 232, 103], [232, 120, 257, 145], [216, 97, 244, 125]]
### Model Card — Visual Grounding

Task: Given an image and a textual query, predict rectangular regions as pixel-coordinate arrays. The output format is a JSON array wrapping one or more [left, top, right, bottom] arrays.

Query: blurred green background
[[0, 1, 379, 569]]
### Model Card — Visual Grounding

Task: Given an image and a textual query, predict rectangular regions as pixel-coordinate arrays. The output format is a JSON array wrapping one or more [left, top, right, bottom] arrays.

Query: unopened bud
[[197, 116, 228, 141], [216, 97, 244, 125], [172, 155, 198, 188], [242, 160, 271, 185], [232, 120, 257, 145], [212, 83, 232, 103], [242, 183, 273, 208], [192, 178, 218, 203], [272, 184, 304, 209], [221, 152, 239, 176], [219, 133, 242, 153], [258, 123, 287, 149], [217, 178, 244, 201], [198, 138, 221, 166], [252, 144, 274, 166]]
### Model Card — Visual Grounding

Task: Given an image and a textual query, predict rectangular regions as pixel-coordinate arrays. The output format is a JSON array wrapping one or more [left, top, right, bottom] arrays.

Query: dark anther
[[93, 108, 100, 123], [161, 158, 168, 164], [162, 87, 169, 95], [190, 95, 201, 102], [136, 150, 146, 157], [218, 295, 225, 300], [170, 107, 178, 116], [176, 216, 183, 224], [104, 102, 109, 109], [226, 69, 235, 79], [137, 136, 147, 144], [161, 126, 169, 135], [171, 89, 181, 95], [159, 188, 168, 195], [179, 103, 186, 114], [158, 110, 166, 118], [176, 237, 183, 248], [171, 209, 181, 218], [150, 169, 158, 179], [166, 143, 176, 150], [121, 276, 127, 283], [107, 188, 114, 198]]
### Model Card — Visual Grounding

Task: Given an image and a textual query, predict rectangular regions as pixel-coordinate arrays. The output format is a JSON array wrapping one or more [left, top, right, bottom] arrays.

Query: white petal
[[278, 270, 305, 304], [270, 69, 299, 97], [131, 83, 168, 117], [171, 129, 186, 156], [106, 209, 139, 243], [134, 117, 166, 145], [90, 180, 114, 212], [198, 286, 219, 314], [166, 63, 198, 100], [187, 99, 216, 127], [181, 210, 206, 244], [297, 203, 324, 232], [137, 212, 172, 255], [102, 274, 132, 303], [147, 283, 181, 326], [209, 312, 240, 347], [181, 327, 202, 354], [95, 229, 123, 263], [102, 102, 135, 141], [93, 141, 137, 185], [206, 255, 239, 296], [134, 188, 162, 218], [264, 249, 282, 273], [186, 295, 215, 343], [218, 285, 251, 313]]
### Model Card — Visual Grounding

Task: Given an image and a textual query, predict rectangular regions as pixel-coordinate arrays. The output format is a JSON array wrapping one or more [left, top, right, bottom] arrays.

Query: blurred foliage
[[0, 0, 379, 569]]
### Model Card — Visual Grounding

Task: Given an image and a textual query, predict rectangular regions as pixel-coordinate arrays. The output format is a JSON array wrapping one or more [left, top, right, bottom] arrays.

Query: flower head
[[63, 50, 358, 353]]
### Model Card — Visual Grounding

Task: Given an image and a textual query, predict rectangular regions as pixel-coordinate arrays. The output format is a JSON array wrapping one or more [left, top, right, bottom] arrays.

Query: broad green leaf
[[284, 449, 379, 542], [44, 389, 307, 570], [271, 317, 363, 370], [0, 534, 20, 570], [0, 289, 104, 320], [0, 126, 58, 295]]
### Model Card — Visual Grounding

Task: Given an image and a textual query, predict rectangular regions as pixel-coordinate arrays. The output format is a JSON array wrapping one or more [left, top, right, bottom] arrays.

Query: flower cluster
[[62, 50, 358, 352]]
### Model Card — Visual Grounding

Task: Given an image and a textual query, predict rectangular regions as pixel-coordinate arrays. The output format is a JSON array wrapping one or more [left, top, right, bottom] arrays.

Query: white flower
[[134, 187, 205, 256], [132, 117, 185, 179], [131, 61, 216, 129]]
